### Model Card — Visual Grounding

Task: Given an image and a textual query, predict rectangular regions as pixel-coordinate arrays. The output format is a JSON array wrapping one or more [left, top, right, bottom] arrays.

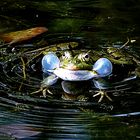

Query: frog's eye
[[78, 53, 90, 61], [62, 51, 72, 59], [84, 54, 89, 59]]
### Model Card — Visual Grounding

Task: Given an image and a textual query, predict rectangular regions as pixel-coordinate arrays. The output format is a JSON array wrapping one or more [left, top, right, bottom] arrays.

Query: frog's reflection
[[61, 80, 91, 101], [60, 78, 112, 102]]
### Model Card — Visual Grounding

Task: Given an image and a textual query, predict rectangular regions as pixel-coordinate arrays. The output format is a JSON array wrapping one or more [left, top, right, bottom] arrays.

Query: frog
[[31, 40, 139, 102]]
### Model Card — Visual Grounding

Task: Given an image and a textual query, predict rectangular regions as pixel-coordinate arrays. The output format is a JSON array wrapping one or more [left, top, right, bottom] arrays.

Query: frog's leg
[[31, 74, 59, 97], [42, 74, 59, 95], [93, 90, 112, 102], [92, 78, 113, 102]]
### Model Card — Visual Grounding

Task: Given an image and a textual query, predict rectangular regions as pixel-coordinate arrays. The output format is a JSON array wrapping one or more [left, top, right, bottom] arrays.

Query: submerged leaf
[[0, 27, 48, 44]]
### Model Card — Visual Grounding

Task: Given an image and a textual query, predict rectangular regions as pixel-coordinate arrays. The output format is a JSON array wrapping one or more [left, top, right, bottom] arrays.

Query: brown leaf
[[0, 27, 48, 44]]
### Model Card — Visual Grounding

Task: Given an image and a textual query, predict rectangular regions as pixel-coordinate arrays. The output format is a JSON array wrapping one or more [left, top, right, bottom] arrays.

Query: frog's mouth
[[61, 64, 79, 70], [60, 63, 93, 71], [53, 68, 98, 81]]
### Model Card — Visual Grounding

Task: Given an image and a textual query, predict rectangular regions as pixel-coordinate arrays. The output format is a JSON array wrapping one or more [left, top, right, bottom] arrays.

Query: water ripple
[[0, 43, 140, 140]]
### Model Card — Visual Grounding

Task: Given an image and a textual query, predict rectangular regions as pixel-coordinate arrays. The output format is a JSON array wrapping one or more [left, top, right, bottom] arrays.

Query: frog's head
[[42, 51, 112, 81], [59, 51, 94, 70]]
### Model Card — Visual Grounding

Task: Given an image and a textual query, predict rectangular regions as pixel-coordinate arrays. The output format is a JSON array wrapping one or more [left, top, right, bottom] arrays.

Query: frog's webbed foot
[[30, 87, 53, 98], [42, 88, 54, 97], [93, 90, 112, 103]]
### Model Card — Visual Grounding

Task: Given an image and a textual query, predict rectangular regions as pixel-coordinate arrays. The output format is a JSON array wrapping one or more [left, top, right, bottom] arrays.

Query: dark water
[[0, 0, 140, 139]]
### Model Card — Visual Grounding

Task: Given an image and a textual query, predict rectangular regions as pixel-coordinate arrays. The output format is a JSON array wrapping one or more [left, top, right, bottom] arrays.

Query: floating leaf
[[0, 27, 48, 44]]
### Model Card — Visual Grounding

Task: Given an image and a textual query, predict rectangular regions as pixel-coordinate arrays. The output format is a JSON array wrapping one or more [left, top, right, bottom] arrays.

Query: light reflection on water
[[0, 101, 140, 139]]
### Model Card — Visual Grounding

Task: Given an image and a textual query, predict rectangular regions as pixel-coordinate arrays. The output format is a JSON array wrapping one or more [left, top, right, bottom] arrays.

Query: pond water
[[0, 0, 140, 139]]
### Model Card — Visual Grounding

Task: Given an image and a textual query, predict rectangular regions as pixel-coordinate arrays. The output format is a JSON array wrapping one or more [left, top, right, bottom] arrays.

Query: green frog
[[32, 41, 139, 102]]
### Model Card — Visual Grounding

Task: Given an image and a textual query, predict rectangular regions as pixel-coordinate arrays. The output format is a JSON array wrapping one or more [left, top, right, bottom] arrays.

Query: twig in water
[[20, 57, 26, 79]]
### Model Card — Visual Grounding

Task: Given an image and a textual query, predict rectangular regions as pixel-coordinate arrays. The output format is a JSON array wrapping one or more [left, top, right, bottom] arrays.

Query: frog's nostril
[[42, 52, 60, 73]]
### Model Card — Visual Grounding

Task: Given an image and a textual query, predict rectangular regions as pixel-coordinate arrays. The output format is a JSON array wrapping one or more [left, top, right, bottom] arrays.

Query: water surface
[[0, 0, 140, 139]]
